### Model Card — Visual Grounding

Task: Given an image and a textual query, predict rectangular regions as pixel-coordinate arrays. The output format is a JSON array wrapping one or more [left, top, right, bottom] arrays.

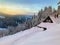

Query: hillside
[[0, 23, 60, 45]]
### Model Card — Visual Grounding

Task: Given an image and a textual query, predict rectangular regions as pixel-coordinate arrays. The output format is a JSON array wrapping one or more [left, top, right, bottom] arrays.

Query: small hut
[[43, 16, 53, 23]]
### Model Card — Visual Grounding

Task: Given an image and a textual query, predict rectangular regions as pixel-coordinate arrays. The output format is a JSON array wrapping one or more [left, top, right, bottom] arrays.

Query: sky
[[0, 0, 59, 15]]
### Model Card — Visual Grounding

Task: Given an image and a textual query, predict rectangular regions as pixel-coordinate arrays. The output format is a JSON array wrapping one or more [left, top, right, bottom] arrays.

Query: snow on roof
[[49, 16, 60, 24], [49, 16, 56, 23], [42, 15, 60, 24]]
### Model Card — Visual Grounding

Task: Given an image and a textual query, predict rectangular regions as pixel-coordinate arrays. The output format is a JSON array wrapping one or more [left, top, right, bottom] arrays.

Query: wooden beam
[[37, 26, 47, 31]]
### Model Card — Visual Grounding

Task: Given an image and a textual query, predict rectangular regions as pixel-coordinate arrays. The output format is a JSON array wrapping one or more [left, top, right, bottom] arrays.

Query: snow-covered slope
[[38, 22, 57, 30], [12, 24, 60, 45], [0, 23, 60, 45], [0, 26, 43, 45]]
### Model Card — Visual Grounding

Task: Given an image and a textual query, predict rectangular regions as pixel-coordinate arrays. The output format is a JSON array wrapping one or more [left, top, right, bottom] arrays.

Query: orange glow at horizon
[[0, 4, 37, 15], [0, 8, 31, 15]]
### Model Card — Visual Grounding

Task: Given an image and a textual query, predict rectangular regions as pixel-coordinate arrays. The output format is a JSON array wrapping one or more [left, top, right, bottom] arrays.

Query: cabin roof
[[41, 15, 60, 24]]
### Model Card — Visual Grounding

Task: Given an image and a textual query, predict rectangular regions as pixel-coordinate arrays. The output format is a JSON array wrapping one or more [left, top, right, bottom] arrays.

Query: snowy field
[[0, 23, 60, 45]]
